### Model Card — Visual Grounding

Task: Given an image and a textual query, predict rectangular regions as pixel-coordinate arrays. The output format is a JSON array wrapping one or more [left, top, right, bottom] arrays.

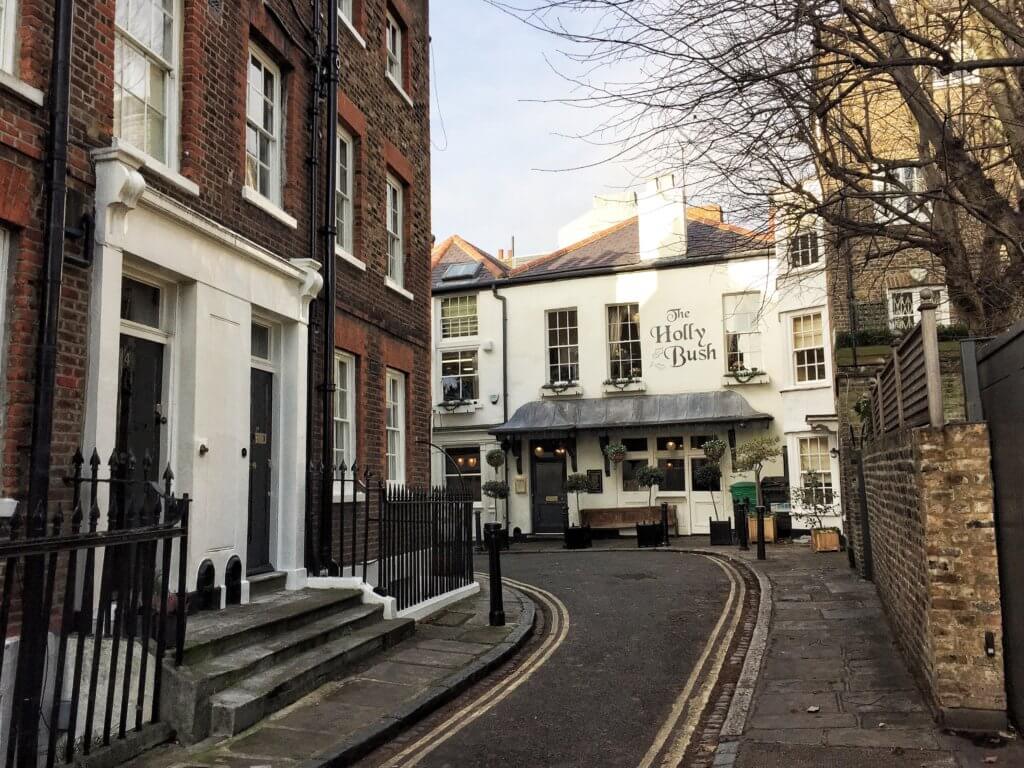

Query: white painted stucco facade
[[431, 179, 841, 538], [85, 144, 323, 600]]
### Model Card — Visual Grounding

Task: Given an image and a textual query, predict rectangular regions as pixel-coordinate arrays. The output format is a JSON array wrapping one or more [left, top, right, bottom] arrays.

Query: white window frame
[[788, 229, 821, 269], [386, 369, 406, 483], [336, 125, 354, 257], [385, 11, 402, 87], [245, 44, 282, 205], [114, 0, 182, 167], [932, 37, 980, 89], [0, 0, 17, 74], [797, 435, 836, 507], [607, 303, 642, 381], [334, 351, 357, 470], [886, 285, 949, 332], [440, 349, 478, 403], [546, 308, 579, 385], [386, 174, 404, 286], [874, 164, 928, 223], [440, 295, 478, 339], [790, 311, 828, 385], [723, 292, 763, 374]]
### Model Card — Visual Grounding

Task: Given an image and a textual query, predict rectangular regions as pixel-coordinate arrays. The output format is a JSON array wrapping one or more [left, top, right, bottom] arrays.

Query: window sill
[[779, 263, 825, 278], [110, 140, 200, 197], [339, 13, 367, 47], [722, 373, 770, 387], [778, 382, 832, 393], [540, 384, 583, 399], [434, 400, 481, 415], [0, 70, 44, 107], [335, 245, 366, 271], [0, 498, 17, 519], [242, 186, 297, 229], [386, 74, 414, 107], [602, 380, 646, 395], [385, 278, 414, 301]]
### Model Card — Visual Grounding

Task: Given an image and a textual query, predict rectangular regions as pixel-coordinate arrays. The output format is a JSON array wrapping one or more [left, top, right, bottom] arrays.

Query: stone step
[[248, 570, 288, 599], [185, 603, 386, 697], [182, 588, 364, 666], [209, 617, 415, 737]]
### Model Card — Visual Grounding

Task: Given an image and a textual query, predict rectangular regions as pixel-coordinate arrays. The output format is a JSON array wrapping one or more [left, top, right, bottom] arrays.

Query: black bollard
[[660, 502, 670, 546], [474, 509, 484, 552], [484, 522, 505, 626], [756, 505, 767, 561], [739, 499, 750, 551]]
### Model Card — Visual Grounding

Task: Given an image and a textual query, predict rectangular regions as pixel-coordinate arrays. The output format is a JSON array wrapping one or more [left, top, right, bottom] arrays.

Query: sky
[[428, 1, 640, 257]]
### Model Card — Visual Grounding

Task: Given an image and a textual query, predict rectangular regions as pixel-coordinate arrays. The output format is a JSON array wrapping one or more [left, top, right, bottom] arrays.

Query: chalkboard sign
[[587, 469, 603, 494]]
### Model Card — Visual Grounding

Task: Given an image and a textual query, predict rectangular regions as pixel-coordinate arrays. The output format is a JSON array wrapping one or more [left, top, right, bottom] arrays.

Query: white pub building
[[430, 176, 841, 537]]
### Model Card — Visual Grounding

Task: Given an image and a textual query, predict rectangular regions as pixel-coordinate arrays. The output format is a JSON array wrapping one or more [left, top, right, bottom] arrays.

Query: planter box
[[564, 525, 593, 550], [747, 516, 776, 544], [709, 519, 733, 546], [811, 528, 841, 553], [636, 522, 666, 548]]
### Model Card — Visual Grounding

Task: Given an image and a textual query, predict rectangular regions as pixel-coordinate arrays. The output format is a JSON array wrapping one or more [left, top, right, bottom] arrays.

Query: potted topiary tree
[[792, 471, 841, 552], [634, 464, 667, 547], [485, 448, 505, 470], [698, 438, 731, 545], [482, 479, 510, 549], [734, 435, 782, 544], [564, 472, 593, 549]]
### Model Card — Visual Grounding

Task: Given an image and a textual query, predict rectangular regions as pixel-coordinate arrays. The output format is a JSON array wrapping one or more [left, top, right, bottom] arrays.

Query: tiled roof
[[431, 235, 510, 291], [508, 214, 767, 280]]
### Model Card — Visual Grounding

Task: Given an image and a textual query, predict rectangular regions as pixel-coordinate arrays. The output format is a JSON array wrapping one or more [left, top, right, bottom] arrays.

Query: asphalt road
[[359, 549, 734, 768]]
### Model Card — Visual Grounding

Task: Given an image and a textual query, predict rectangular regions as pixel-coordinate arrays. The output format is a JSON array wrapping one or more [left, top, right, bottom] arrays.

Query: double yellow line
[[382, 555, 744, 768], [379, 577, 570, 768]]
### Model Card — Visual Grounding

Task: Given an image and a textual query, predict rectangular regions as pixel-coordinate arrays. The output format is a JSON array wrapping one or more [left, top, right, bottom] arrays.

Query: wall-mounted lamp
[[829, 448, 840, 459], [666, 440, 677, 450], [534, 446, 545, 457]]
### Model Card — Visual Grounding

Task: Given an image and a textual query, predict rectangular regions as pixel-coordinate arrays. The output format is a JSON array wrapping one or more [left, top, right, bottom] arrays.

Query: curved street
[[357, 549, 746, 768]]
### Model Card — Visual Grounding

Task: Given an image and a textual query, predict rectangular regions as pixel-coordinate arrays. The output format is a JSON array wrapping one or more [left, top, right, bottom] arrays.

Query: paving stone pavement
[[124, 580, 530, 768], [724, 545, 1023, 768]]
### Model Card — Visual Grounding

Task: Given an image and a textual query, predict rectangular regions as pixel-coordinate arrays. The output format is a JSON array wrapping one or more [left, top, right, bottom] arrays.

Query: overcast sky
[[428, 2, 639, 256]]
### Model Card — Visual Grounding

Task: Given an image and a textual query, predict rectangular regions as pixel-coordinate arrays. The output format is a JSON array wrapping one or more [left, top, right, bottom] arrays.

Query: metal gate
[[969, 322, 1024, 725]]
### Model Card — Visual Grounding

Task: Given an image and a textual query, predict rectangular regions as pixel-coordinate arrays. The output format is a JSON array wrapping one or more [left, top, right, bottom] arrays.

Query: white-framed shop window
[[386, 369, 406, 483], [334, 351, 357, 470], [385, 11, 402, 86], [0, 0, 18, 74], [440, 295, 478, 339], [619, 437, 650, 493], [887, 285, 948, 332], [386, 174, 404, 286], [444, 446, 482, 502], [114, 0, 181, 165], [245, 45, 282, 204], [723, 292, 762, 373], [336, 125, 354, 256], [546, 308, 579, 384], [791, 311, 827, 384]]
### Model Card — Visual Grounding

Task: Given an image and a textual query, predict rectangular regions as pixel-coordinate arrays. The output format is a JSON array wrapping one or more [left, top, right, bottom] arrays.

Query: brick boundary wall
[[862, 422, 1006, 732]]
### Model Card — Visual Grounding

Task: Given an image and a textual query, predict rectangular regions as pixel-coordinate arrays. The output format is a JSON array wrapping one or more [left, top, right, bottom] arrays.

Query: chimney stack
[[638, 173, 687, 261]]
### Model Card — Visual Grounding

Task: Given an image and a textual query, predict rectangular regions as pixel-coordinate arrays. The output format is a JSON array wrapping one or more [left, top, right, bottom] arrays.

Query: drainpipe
[[304, 0, 323, 574], [320, 1, 340, 573], [491, 283, 510, 529], [19, 0, 75, 760]]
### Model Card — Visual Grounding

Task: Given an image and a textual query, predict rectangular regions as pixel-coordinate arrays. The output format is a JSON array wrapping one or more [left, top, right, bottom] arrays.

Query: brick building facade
[[0, 0, 431, 598]]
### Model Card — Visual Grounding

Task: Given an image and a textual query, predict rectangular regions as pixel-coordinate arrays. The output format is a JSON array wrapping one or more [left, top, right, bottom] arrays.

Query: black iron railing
[[378, 483, 475, 611], [0, 449, 189, 767]]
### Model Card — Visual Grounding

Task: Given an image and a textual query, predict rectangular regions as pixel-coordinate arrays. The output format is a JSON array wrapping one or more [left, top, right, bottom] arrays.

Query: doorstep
[[134, 578, 535, 768]]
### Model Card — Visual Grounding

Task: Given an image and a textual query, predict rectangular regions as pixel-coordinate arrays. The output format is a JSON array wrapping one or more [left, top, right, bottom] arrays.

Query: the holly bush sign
[[651, 307, 718, 368]]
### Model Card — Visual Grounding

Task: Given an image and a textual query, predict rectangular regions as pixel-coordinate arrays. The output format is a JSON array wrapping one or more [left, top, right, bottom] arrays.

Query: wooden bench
[[580, 506, 678, 534]]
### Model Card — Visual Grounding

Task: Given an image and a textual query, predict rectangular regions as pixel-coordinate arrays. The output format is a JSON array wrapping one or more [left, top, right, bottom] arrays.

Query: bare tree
[[492, 0, 1024, 331]]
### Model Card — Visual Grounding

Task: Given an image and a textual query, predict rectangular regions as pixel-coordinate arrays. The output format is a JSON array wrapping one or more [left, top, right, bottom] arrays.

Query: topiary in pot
[[565, 473, 591, 525], [485, 448, 506, 469], [482, 479, 510, 528], [634, 464, 665, 513]]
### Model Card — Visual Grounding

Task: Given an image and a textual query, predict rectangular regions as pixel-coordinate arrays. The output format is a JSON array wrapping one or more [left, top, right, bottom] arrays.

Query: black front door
[[115, 335, 164, 521], [531, 446, 566, 533], [248, 369, 274, 575]]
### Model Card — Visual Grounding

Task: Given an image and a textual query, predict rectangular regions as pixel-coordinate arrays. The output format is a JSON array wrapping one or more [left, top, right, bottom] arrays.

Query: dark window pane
[[622, 437, 648, 452], [658, 459, 685, 491], [445, 446, 482, 501], [690, 435, 715, 451], [656, 436, 684, 451], [251, 324, 270, 360], [121, 277, 161, 327], [621, 458, 649, 492], [692, 457, 722, 491]]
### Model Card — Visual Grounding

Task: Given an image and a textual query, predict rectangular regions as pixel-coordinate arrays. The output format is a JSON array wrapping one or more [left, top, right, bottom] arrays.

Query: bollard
[[660, 502, 670, 546], [756, 505, 766, 561], [484, 522, 505, 626], [738, 499, 750, 551], [474, 509, 484, 552]]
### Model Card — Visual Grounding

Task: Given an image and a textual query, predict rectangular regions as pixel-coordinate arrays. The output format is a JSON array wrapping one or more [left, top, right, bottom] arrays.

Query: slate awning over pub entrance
[[491, 391, 773, 438]]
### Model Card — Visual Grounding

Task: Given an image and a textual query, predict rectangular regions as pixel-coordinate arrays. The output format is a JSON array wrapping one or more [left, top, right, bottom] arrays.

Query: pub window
[[723, 292, 762, 373], [441, 350, 478, 402], [657, 459, 686, 492], [621, 458, 650, 492], [445, 446, 482, 502], [607, 303, 642, 380], [692, 457, 722, 491], [546, 308, 579, 384]]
